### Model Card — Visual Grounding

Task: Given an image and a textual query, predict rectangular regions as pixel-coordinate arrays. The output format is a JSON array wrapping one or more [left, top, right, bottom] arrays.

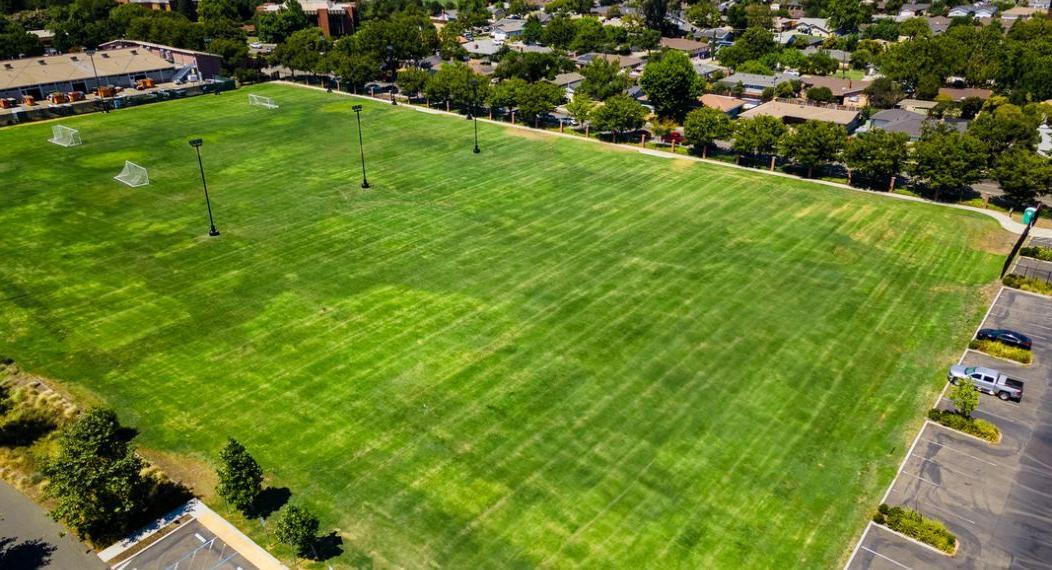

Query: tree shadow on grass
[[310, 531, 344, 561], [251, 487, 291, 519], [0, 537, 57, 569]]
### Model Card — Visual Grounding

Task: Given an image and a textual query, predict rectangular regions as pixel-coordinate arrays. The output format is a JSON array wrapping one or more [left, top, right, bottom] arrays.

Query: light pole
[[470, 78, 480, 154], [84, 48, 106, 113], [352, 105, 370, 188], [386, 45, 397, 105], [188, 138, 220, 236]]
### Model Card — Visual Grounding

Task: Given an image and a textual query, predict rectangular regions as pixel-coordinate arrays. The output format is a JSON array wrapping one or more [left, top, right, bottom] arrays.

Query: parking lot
[[848, 287, 1052, 569], [114, 519, 258, 570]]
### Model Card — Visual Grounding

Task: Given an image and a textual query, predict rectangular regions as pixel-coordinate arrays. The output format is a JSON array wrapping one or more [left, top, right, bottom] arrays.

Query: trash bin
[[1023, 207, 1038, 226]]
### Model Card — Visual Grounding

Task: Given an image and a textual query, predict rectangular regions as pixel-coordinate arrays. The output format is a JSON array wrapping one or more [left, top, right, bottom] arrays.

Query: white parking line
[[900, 471, 940, 487], [194, 533, 207, 543], [969, 406, 1020, 425], [920, 438, 999, 467], [860, 546, 914, 570], [918, 457, 975, 480], [920, 502, 977, 526]]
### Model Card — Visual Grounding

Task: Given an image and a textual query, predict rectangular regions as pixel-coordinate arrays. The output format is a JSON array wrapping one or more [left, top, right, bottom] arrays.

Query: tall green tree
[[993, 149, 1052, 206], [274, 504, 320, 557], [256, 0, 310, 44], [272, 27, 330, 76], [718, 26, 778, 69], [197, 0, 239, 23], [910, 123, 988, 200], [396, 67, 430, 97], [591, 94, 647, 141], [686, 1, 720, 29], [968, 101, 1041, 164], [42, 409, 147, 542], [864, 77, 903, 109], [842, 128, 910, 190], [640, 0, 668, 32], [565, 91, 596, 132], [0, 15, 43, 59], [325, 40, 380, 91], [216, 438, 264, 515], [732, 115, 788, 161], [778, 120, 847, 178], [683, 107, 733, 158], [516, 80, 564, 127], [579, 56, 628, 101], [949, 381, 979, 418], [639, 50, 699, 121], [495, 51, 572, 82], [825, 0, 868, 33]]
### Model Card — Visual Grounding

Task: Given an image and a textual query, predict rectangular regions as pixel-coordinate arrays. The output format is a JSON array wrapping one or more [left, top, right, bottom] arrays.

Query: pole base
[[473, 146, 480, 154], [361, 180, 370, 189], [208, 227, 220, 237]]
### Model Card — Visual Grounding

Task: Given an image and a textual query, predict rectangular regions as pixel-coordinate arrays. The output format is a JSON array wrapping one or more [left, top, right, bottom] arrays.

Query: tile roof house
[[740, 100, 863, 132], [897, 98, 940, 114], [659, 37, 709, 57], [553, 71, 584, 97], [800, 75, 871, 107], [717, 72, 796, 100], [574, 53, 644, 70], [699, 93, 746, 117]]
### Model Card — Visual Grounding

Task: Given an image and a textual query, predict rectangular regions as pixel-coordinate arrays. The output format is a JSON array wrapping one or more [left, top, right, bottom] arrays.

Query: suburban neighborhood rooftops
[[699, 93, 746, 112], [553, 71, 584, 87], [897, 98, 940, 111], [869, 108, 968, 140], [574, 52, 644, 69], [937, 86, 994, 101], [800, 74, 871, 95], [718, 72, 796, 90], [0, 48, 175, 92], [659, 37, 707, 53], [740, 100, 860, 126]]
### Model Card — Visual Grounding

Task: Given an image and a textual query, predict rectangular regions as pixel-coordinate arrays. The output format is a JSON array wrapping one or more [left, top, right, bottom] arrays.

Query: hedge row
[[1003, 274, 1052, 296], [927, 409, 1000, 442], [968, 339, 1033, 364], [1019, 246, 1052, 262], [873, 504, 957, 554]]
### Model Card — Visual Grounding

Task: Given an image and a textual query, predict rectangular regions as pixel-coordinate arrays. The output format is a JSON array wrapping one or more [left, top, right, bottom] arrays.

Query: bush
[[873, 503, 957, 554], [968, 339, 1032, 364], [927, 409, 1000, 442], [1020, 246, 1052, 262], [274, 504, 319, 557], [1003, 274, 1052, 296]]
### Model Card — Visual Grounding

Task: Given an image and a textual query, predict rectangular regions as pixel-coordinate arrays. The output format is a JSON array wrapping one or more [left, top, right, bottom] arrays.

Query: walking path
[[277, 81, 1052, 239]]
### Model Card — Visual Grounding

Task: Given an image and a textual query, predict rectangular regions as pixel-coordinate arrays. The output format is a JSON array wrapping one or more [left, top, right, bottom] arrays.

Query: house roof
[[553, 72, 584, 87], [937, 87, 994, 101], [660, 37, 707, 52], [800, 74, 871, 96], [0, 47, 176, 91], [897, 98, 940, 110], [699, 93, 745, 112], [492, 18, 526, 33], [802, 46, 850, 61], [718, 72, 795, 90], [740, 100, 860, 125], [575, 53, 643, 69], [463, 38, 502, 56], [507, 42, 552, 54]]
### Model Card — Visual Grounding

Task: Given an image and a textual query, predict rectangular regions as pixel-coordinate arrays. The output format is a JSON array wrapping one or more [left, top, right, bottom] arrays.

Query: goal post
[[114, 161, 150, 187], [248, 94, 278, 109], [49, 125, 81, 147]]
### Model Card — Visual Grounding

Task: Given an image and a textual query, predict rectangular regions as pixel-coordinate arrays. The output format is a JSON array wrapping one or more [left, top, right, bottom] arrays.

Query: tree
[[639, 50, 699, 121], [197, 0, 239, 22], [802, 51, 839, 76], [732, 115, 788, 160], [565, 91, 596, 131], [993, 149, 1052, 206], [42, 409, 147, 542], [209, 37, 250, 74], [718, 27, 778, 69], [426, 62, 487, 108], [864, 77, 903, 109], [396, 67, 430, 98], [745, 3, 773, 30], [579, 56, 628, 100], [910, 123, 988, 200], [968, 102, 1041, 164], [273, 504, 320, 557], [778, 120, 847, 178], [0, 16, 43, 59], [353, 10, 439, 65], [216, 438, 263, 515], [683, 107, 732, 158], [686, 2, 720, 29], [899, 17, 932, 40], [571, 16, 606, 53], [541, 14, 577, 49], [256, 0, 310, 44], [591, 94, 647, 141], [272, 27, 330, 77], [523, 14, 543, 44], [640, 0, 668, 32], [949, 381, 979, 418], [842, 128, 910, 190], [487, 77, 526, 112], [325, 42, 380, 91], [516, 80, 564, 127], [826, 0, 868, 33], [805, 86, 835, 103], [495, 51, 572, 82]]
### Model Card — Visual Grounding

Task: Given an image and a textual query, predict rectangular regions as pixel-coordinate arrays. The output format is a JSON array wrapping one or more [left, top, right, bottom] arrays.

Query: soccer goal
[[248, 94, 278, 109], [114, 161, 150, 187], [48, 125, 81, 147]]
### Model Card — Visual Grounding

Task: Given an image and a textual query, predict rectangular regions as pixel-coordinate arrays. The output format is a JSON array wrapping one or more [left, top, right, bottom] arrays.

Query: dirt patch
[[970, 225, 1017, 255], [140, 449, 217, 501], [500, 125, 551, 141]]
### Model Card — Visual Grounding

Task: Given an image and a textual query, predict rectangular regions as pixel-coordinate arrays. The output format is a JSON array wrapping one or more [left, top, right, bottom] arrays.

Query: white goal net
[[114, 161, 150, 187], [248, 94, 278, 109], [49, 125, 81, 147]]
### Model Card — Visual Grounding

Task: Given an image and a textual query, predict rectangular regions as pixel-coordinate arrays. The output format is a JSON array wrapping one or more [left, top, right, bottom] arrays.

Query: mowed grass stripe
[[0, 83, 1004, 568]]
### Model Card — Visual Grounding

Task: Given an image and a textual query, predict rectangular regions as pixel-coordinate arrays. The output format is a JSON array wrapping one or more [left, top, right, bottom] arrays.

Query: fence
[[0, 78, 236, 127], [1011, 259, 1052, 286]]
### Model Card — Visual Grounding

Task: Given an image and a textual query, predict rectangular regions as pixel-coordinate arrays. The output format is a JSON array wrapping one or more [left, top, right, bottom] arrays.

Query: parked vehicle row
[[945, 328, 1035, 402]]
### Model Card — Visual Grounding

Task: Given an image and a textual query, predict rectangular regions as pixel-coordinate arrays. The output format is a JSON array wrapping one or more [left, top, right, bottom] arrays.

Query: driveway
[[848, 288, 1052, 569], [0, 481, 105, 569]]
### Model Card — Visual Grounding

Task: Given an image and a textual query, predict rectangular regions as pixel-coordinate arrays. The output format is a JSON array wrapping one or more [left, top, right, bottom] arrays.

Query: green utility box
[[1023, 207, 1038, 226]]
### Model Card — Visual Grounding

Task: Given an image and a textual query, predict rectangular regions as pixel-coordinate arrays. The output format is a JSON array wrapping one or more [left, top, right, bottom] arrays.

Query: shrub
[[873, 503, 957, 554], [968, 339, 1032, 364], [927, 409, 1000, 442], [1019, 246, 1052, 262], [1003, 274, 1052, 296], [274, 504, 319, 557]]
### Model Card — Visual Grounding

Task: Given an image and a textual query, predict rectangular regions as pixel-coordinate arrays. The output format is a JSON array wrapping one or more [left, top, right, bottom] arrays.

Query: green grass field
[[0, 83, 1004, 568]]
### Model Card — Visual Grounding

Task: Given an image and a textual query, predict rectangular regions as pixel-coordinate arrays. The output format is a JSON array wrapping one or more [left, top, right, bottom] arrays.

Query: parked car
[[947, 365, 1024, 401], [976, 328, 1032, 350]]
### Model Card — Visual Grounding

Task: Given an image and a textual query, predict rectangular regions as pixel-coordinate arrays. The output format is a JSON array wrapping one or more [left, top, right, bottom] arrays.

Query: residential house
[[1002, 6, 1046, 20], [897, 3, 931, 19], [794, 18, 834, 37], [800, 75, 871, 107], [926, 16, 953, 35], [491, 18, 526, 42], [463, 38, 502, 58], [507, 42, 553, 54], [802, 46, 851, 67], [1038, 123, 1051, 157], [867, 108, 967, 140], [693, 60, 726, 80], [699, 93, 746, 117], [897, 98, 940, 114], [116, 0, 171, 11], [574, 53, 644, 72], [695, 27, 734, 47], [740, 100, 863, 132], [553, 71, 584, 98], [717, 72, 796, 100], [947, 3, 997, 18], [660, 37, 709, 58], [937, 87, 994, 102]]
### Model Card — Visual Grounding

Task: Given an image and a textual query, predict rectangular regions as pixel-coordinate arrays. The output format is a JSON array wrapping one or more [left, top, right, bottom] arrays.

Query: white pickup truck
[[947, 365, 1025, 401]]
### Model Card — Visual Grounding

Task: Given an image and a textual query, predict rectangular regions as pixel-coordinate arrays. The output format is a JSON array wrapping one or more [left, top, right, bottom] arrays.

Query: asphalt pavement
[[0, 480, 105, 569], [849, 288, 1052, 569]]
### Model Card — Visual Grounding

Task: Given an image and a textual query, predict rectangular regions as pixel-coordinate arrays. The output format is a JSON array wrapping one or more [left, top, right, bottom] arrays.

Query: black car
[[976, 328, 1032, 350]]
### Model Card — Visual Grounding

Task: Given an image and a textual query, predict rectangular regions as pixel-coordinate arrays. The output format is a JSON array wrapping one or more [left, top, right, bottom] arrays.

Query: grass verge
[[1003, 274, 1052, 296], [967, 339, 1033, 364], [927, 409, 1000, 443]]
